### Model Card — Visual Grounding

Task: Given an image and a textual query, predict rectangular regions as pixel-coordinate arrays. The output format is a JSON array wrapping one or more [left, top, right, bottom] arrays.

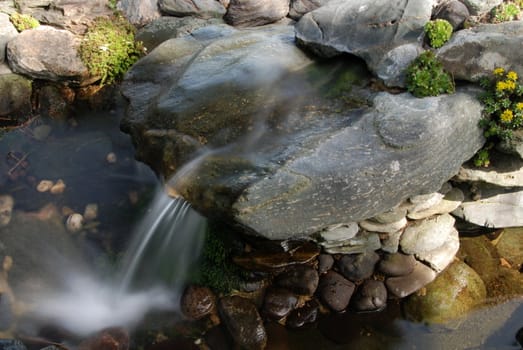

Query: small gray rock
[[407, 187, 464, 220], [385, 262, 437, 298], [117, 0, 161, 27], [378, 252, 417, 277], [318, 254, 334, 274], [159, 0, 227, 19], [318, 270, 355, 312], [224, 0, 290, 27], [359, 217, 407, 233], [433, 0, 470, 29], [337, 251, 379, 282], [351, 279, 387, 312]]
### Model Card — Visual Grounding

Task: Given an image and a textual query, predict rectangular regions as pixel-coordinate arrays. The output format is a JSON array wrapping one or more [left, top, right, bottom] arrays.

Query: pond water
[[0, 90, 522, 349]]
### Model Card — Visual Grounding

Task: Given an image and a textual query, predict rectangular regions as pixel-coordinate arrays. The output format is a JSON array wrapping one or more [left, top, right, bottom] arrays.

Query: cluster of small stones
[[180, 182, 465, 349]]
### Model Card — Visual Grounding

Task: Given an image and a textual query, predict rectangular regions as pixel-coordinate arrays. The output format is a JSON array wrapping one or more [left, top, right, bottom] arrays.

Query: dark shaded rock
[[318, 270, 355, 312], [117, 0, 162, 27], [378, 252, 416, 277], [37, 84, 75, 120], [146, 338, 199, 350], [286, 299, 319, 328], [224, 0, 290, 27], [433, 0, 470, 30], [317, 254, 334, 274], [180, 285, 216, 320], [78, 327, 129, 350], [288, 0, 329, 20], [136, 16, 224, 51], [460, 0, 502, 16], [294, 0, 432, 70], [0, 13, 18, 65], [262, 288, 298, 320], [351, 279, 387, 312], [274, 264, 319, 296], [385, 262, 436, 298], [234, 241, 319, 271], [337, 251, 379, 282], [158, 0, 227, 19], [6, 26, 92, 84], [403, 260, 486, 324], [517, 327, 523, 348], [204, 325, 234, 350], [437, 21, 523, 82], [0, 73, 32, 118], [218, 296, 267, 350], [0, 340, 27, 350]]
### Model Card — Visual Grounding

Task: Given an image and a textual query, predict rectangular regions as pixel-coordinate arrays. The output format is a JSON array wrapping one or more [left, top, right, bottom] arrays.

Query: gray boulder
[[158, 0, 227, 19], [6, 26, 92, 84], [455, 153, 523, 188], [433, 0, 470, 29], [288, 0, 330, 20], [437, 21, 523, 82], [224, 0, 290, 27], [0, 13, 18, 64], [117, 0, 162, 27], [460, 0, 502, 15], [294, 0, 432, 71]]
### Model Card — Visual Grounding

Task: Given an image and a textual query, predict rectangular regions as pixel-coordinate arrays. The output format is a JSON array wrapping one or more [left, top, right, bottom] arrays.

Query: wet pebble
[[218, 296, 267, 350], [351, 279, 387, 312], [318, 254, 334, 274], [36, 180, 54, 192], [318, 270, 355, 312], [385, 262, 437, 298], [0, 195, 14, 227], [274, 264, 319, 296], [106, 152, 117, 163], [262, 288, 298, 320], [359, 217, 407, 233], [49, 179, 66, 194], [286, 300, 319, 328], [337, 251, 380, 282], [378, 252, 417, 277], [180, 285, 216, 320], [78, 327, 129, 350], [66, 213, 84, 233], [83, 203, 99, 221]]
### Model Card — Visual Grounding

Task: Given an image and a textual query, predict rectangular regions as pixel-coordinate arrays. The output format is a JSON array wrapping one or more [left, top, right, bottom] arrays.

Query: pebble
[[408, 192, 444, 213], [32, 124, 52, 140], [286, 300, 319, 328], [400, 213, 456, 255], [378, 252, 417, 277], [322, 231, 381, 254], [262, 288, 298, 320], [106, 152, 117, 163], [415, 227, 459, 273], [180, 285, 216, 321], [369, 206, 407, 224], [274, 264, 319, 296], [318, 270, 355, 312], [218, 296, 267, 350], [50, 179, 66, 194], [407, 187, 464, 220], [385, 262, 437, 298], [358, 217, 407, 233], [337, 251, 380, 282], [0, 195, 14, 227], [379, 229, 403, 253], [66, 213, 84, 233], [83, 203, 99, 221], [319, 222, 359, 242], [351, 279, 387, 312], [36, 180, 54, 192], [317, 254, 334, 274]]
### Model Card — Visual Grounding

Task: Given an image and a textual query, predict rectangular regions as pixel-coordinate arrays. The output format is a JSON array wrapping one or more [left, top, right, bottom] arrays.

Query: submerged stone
[[286, 299, 320, 328]]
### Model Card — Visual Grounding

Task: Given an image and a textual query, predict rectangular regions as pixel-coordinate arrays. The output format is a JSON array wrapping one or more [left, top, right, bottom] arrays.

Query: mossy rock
[[0, 74, 32, 119], [403, 260, 486, 324]]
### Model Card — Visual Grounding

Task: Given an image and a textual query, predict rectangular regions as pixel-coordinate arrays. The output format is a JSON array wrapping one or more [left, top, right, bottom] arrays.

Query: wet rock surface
[[262, 288, 298, 320], [318, 270, 355, 312], [180, 285, 216, 320], [338, 251, 380, 281], [274, 264, 319, 296], [224, 0, 290, 27], [285, 300, 319, 328], [351, 279, 387, 312]]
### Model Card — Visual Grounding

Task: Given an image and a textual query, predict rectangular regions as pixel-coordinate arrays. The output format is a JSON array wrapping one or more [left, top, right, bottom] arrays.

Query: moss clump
[[424, 19, 453, 48], [79, 14, 144, 85], [406, 51, 455, 98], [190, 225, 243, 294], [9, 12, 39, 32], [491, 1, 521, 22]]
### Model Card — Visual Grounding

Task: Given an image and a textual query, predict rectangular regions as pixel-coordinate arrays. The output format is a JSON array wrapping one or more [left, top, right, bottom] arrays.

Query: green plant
[[79, 15, 144, 85], [475, 67, 523, 166], [9, 12, 39, 32], [491, 2, 521, 22], [424, 19, 453, 48], [108, 0, 119, 10], [406, 51, 455, 98]]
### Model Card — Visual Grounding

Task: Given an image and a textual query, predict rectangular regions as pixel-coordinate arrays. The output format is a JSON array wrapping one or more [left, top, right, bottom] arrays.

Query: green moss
[[9, 12, 39, 32], [405, 51, 455, 98], [79, 14, 144, 85], [190, 224, 244, 294], [424, 19, 453, 49], [108, 0, 119, 10], [491, 2, 521, 22]]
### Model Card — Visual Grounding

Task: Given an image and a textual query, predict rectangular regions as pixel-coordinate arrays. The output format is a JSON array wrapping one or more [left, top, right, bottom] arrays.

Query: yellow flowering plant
[[475, 68, 523, 166]]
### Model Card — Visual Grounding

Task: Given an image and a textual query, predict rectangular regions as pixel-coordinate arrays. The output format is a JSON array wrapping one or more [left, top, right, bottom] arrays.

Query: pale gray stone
[[498, 129, 523, 160], [369, 205, 407, 225], [434, 0, 470, 29], [407, 187, 464, 220], [322, 231, 381, 254], [455, 154, 523, 188], [224, 0, 290, 27], [159, 0, 227, 19], [386, 262, 437, 298], [409, 192, 445, 213], [319, 222, 359, 242], [117, 0, 162, 27], [359, 217, 407, 233], [415, 227, 459, 272], [288, 0, 330, 20], [375, 44, 424, 88], [461, 0, 502, 15], [437, 21, 523, 82], [400, 214, 456, 255], [380, 229, 403, 254], [0, 13, 18, 64], [6, 26, 91, 84]]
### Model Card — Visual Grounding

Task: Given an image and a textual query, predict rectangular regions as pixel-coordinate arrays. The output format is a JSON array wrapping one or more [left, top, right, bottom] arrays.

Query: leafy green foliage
[[424, 19, 453, 48], [9, 12, 39, 32], [191, 225, 243, 294], [406, 51, 455, 98], [491, 1, 521, 22], [475, 68, 523, 166], [108, 0, 119, 10], [79, 15, 144, 85]]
